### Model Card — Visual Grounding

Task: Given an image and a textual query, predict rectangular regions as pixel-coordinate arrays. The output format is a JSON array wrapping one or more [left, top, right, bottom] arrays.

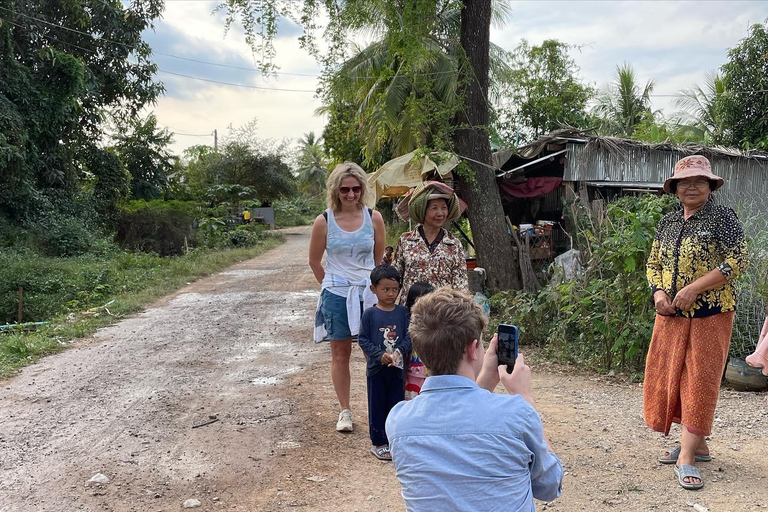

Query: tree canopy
[[0, 0, 164, 221], [496, 39, 593, 145], [720, 19, 768, 150]]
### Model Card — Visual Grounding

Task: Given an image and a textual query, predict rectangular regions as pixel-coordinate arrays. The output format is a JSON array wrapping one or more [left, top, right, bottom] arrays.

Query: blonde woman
[[309, 162, 386, 432]]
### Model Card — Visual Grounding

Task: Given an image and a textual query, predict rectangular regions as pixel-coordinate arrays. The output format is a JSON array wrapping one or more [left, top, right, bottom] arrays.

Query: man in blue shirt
[[386, 288, 563, 511]]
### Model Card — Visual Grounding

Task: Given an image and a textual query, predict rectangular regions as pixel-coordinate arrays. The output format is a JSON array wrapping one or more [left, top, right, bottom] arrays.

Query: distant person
[[309, 162, 386, 433], [386, 287, 563, 511], [645, 155, 749, 490], [241, 207, 251, 224], [357, 265, 411, 460], [393, 181, 468, 305], [403, 282, 434, 399], [382, 245, 394, 266]]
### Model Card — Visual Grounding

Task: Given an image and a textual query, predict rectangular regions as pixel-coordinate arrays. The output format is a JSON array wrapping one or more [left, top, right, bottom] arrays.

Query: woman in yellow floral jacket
[[644, 155, 748, 491]]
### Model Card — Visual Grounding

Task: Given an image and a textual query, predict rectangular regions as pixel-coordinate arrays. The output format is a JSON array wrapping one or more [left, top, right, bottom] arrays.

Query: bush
[[273, 196, 324, 227], [491, 194, 678, 374], [116, 200, 198, 256], [35, 216, 94, 257]]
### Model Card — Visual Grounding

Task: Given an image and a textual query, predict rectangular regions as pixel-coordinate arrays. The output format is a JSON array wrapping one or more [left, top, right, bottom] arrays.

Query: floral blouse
[[646, 199, 749, 318], [393, 227, 469, 306]]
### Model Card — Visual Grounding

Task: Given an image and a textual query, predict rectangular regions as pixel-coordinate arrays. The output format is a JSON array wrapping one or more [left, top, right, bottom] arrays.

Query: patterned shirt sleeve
[[716, 208, 749, 281]]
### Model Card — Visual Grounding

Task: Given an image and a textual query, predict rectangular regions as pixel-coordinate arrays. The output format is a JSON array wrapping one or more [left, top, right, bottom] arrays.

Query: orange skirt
[[643, 311, 734, 436]]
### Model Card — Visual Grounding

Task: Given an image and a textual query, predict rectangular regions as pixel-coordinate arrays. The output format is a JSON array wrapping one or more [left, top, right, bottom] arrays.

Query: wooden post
[[18, 287, 23, 324]]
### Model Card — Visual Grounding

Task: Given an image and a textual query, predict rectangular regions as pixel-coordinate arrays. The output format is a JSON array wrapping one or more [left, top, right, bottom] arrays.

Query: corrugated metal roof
[[564, 142, 768, 216]]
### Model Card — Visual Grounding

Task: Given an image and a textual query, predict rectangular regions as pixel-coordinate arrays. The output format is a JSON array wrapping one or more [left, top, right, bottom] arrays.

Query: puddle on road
[[251, 365, 302, 386], [219, 269, 281, 278]]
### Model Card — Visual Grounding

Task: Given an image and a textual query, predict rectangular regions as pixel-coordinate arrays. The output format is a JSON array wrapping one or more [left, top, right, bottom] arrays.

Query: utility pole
[[213, 129, 218, 152]]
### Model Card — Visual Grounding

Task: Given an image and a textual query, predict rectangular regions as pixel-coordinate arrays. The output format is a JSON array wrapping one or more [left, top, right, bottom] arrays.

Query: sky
[[140, 0, 768, 157]]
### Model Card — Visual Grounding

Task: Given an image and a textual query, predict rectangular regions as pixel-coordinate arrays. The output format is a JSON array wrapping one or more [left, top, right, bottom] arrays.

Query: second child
[[358, 265, 412, 461]]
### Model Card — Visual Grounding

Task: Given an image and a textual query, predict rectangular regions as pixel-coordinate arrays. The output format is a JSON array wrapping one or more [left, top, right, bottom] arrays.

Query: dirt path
[[1, 226, 766, 512]]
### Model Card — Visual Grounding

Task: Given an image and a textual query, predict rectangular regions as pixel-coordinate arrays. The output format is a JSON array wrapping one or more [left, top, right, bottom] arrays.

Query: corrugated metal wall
[[565, 142, 768, 218]]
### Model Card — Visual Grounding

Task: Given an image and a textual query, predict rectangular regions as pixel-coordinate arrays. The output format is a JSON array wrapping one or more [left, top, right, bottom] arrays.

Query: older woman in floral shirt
[[644, 155, 748, 491], [393, 181, 468, 305], [393, 181, 468, 398]]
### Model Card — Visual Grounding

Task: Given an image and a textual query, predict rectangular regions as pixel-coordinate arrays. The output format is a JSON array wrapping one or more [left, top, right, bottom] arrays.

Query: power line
[[157, 69, 316, 92], [3, 6, 768, 97]]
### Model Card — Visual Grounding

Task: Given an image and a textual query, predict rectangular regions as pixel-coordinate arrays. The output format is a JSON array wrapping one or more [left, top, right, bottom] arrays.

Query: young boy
[[358, 264, 412, 460]]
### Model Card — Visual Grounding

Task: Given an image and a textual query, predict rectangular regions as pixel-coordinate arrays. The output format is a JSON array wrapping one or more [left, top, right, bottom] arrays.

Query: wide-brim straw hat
[[397, 181, 466, 224], [663, 155, 724, 193]]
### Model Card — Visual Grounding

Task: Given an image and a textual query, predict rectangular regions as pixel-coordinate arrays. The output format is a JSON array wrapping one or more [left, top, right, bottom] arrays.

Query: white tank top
[[322, 208, 375, 297]]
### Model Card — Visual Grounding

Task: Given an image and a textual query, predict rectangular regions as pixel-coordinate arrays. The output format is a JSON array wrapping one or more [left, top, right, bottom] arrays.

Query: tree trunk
[[453, 0, 521, 292]]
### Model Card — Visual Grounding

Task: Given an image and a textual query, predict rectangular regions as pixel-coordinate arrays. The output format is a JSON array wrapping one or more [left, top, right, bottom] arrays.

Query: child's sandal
[[370, 445, 392, 461]]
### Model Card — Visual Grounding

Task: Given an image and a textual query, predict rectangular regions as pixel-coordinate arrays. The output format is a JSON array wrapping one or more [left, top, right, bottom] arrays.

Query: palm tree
[[297, 131, 327, 195], [319, 0, 513, 162], [592, 63, 655, 137], [672, 71, 727, 144]]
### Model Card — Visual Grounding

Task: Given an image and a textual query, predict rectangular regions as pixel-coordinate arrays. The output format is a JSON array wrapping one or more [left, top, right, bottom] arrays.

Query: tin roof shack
[[494, 130, 768, 250]]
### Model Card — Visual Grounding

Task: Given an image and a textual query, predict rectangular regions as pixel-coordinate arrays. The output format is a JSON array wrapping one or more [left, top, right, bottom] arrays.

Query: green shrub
[[35, 216, 94, 257], [274, 196, 324, 227], [116, 200, 198, 256], [491, 194, 678, 374]]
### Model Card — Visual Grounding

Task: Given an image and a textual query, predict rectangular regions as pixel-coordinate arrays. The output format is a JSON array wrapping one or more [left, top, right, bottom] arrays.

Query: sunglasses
[[339, 186, 362, 194]]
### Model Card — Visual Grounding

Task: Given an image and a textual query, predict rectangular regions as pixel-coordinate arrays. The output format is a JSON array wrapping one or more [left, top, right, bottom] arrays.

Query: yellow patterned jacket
[[646, 198, 749, 318]]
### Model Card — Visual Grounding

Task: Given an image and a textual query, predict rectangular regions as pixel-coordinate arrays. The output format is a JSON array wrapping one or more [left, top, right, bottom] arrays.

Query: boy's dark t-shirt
[[358, 305, 412, 376]]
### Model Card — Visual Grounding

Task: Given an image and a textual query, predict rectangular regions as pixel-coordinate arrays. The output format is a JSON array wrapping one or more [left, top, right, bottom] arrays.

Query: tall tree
[[592, 63, 655, 137], [220, 0, 521, 291], [672, 71, 727, 144], [497, 39, 593, 145], [720, 19, 768, 150], [454, 0, 519, 290], [0, 0, 164, 220], [296, 132, 328, 196], [113, 114, 176, 201]]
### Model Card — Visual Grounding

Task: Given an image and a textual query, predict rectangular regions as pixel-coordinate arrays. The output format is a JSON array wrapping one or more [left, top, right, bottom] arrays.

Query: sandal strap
[[676, 464, 702, 480]]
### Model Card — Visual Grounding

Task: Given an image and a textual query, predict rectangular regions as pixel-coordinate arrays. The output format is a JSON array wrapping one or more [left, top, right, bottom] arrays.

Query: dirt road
[[1, 226, 766, 512]]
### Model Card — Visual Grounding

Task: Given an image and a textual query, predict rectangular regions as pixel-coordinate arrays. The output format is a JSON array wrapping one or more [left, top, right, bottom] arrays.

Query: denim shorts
[[320, 289, 353, 340]]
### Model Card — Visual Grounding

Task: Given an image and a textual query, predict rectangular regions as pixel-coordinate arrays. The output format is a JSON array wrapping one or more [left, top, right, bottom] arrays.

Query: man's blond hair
[[409, 287, 487, 375]]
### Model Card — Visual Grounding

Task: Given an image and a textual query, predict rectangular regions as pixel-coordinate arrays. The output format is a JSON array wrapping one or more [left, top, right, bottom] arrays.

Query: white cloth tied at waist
[[314, 278, 376, 343]]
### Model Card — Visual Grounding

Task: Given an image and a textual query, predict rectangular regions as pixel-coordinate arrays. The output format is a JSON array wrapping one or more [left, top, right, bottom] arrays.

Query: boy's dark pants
[[367, 367, 404, 446]]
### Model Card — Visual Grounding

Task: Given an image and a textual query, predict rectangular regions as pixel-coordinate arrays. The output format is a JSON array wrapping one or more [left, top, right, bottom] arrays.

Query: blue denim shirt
[[385, 374, 563, 512]]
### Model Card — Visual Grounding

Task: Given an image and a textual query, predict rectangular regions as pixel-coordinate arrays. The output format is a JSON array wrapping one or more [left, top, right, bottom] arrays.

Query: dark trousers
[[367, 367, 405, 446]]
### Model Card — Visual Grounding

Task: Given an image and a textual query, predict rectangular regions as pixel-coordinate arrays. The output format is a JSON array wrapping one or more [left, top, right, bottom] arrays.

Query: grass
[[0, 234, 285, 379]]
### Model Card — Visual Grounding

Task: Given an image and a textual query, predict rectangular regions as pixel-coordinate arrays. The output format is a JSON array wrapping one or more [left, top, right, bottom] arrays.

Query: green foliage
[[198, 142, 296, 205], [35, 217, 95, 258], [720, 19, 768, 150], [296, 131, 329, 195], [273, 196, 324, 227], [113, 114, 177, 200], [0, 237, 285, 377], [116, 200, 198, 256], [592, 63, 655, 137], [0, 0, 163, 221], [672, 71, 728, 144], [490, 194, 678, 373], [496, 39, 594, 145]]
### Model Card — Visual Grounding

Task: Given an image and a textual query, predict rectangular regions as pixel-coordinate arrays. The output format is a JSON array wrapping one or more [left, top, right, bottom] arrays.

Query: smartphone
[[496, 324, 519, 374]]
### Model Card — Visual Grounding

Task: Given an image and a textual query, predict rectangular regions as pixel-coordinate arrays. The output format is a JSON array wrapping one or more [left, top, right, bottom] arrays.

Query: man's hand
[[653, 290, 676, 315], [380, 352, 393, 366], [477, 333, 500, 391], [499, 353, 534, 405]]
